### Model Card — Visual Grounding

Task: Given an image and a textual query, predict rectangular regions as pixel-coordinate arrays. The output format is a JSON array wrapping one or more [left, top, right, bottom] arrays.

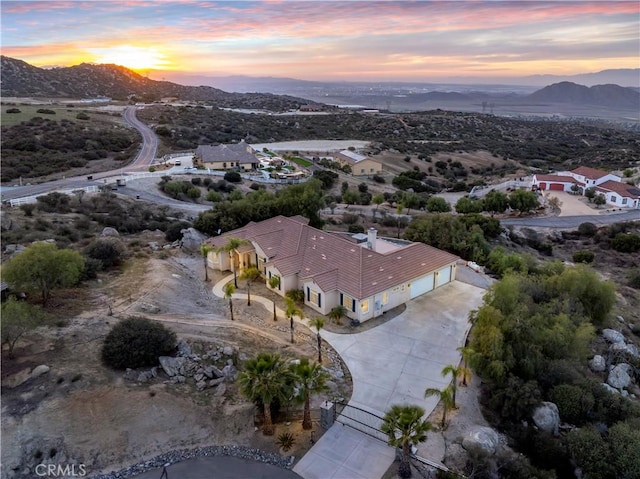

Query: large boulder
[[607, 364, 631, 390], [101, 227, 120, 237], [532, 402, 560, 435], [159, 356, 186, 377], [31, 365, 50, 379], [601, 383, 620, 395], [181, 228, 208, 253], [603, 329, 625, 344], [589, 355, 606, 373], [176, 339, 192, 358], [461, 426, 500, 456]]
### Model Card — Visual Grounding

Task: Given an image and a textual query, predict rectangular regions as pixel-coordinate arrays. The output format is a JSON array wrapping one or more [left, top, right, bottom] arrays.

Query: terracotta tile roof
[[207, 215, 458, 299], [571, 166, 610, 179], [534, 174, 581, 184], [195, 142, 258, 164], [596, 180, 640, 199]]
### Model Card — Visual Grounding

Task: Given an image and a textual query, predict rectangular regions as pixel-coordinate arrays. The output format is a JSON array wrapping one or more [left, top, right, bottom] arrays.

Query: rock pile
[[588, 325, 638, 398], [124, 340, 239, 393]]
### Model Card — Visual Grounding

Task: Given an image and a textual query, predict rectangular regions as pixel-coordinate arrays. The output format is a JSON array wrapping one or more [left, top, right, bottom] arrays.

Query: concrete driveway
[[543, 191, 596, 217], [294, 281, 486, 479]]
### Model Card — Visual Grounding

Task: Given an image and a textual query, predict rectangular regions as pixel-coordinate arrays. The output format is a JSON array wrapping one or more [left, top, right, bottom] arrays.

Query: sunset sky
[[2, 1, 638, 83]]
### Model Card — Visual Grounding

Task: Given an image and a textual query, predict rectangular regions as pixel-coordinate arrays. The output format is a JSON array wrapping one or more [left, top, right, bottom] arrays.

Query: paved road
[[1, 107, 155, 202], [123, 106, 159, 170], [131, 456, 303, 479], [501, 209, 640, 228]]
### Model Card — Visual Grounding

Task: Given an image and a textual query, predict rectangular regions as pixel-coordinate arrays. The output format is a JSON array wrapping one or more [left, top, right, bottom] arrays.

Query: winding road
[[2, 106, 156, 203]]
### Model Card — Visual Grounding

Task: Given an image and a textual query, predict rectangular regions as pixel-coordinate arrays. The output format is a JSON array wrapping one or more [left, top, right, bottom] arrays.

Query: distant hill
[[527, 82, 640, 110], [521, 69, 640, 88], [0, 56, 313, 111]]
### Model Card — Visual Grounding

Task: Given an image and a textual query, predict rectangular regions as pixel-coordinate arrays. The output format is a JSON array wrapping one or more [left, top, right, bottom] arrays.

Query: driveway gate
[[334, 402, 388, 443]]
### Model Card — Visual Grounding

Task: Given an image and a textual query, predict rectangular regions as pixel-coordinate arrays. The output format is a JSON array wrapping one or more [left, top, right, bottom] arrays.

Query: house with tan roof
[[194, 141, 259, 171], [205, 215, 459, 322], [532, 166, 639, 208], [335, 150, 382, 176]]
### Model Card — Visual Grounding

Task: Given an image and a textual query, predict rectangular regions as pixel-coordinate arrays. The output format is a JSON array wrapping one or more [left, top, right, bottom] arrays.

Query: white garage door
[[436, 266, 452, 287], [410, 273, 434, 299]]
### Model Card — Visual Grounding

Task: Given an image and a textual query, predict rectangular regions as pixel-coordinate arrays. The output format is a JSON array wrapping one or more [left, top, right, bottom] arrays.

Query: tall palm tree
[[215, 237, 249, 288], [238, 353, 293, 435], [424, 385, 455, 429], [456, 346, 476, 387], [268, 276, 280, 321], [309, 317, 325, 363], [200, 244, 213, 282], [239, 266, 261, 306], [223, 282, 235, 321], [291, 358, 329, 430], [441, 364, 471, 407], [381, 404, 432, 478], [285, 297, 303, 344]]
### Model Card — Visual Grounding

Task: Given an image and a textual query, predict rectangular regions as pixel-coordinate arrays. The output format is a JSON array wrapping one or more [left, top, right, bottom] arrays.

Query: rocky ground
[[1, 244, 351, 479]]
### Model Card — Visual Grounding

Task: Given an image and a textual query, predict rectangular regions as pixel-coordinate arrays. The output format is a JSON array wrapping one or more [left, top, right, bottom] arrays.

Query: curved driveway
[[293, 281, 486, 479]]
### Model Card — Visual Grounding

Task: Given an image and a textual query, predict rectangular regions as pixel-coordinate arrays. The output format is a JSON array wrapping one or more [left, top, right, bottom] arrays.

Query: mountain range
[[0, 56, 309, 111], [1, 56, 638, 113]]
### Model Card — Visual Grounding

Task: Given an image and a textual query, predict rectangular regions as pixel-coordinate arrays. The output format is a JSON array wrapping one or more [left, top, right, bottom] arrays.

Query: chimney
[[367, 228, 377, 251]]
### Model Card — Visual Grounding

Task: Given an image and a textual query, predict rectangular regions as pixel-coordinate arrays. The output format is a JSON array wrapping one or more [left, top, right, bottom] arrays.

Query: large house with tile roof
[[532, 166, 640, 208], [194, 142, 259, 171], [205, 215, 459, 322]]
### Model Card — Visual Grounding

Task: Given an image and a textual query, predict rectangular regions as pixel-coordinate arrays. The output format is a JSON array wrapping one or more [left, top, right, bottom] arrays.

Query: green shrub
[[276, 432, 295, 452], [285, 289, 305, 304], [102, 317, 176, 369], [549, 384, 594, 425], [628, 268, 640, 289], [84, 237, 127, 269], [224, 171, 242, 183], [611, 233, 640, 253], [348, 224, 365, 234], [572, 250, 595, 264], [165, 221, 190, 242]]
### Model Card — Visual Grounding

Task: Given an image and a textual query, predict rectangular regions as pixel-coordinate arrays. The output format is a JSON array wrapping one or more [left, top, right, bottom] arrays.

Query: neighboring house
[[595, 181, 640, 208], [195, 142, 259, 171], [205, 215, 459, 323], [531, 174, 581, 192], [532, 166, 639, 208], [335, 150, 382, 176]]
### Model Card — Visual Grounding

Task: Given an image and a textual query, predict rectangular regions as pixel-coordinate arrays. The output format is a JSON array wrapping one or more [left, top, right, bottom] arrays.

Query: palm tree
[[381, 404, 432, 478], [223, 282, 235, 321], [216, 237, 249, 288], [424, 385, 455, 429], [291, 358, 329, 430], [328, 305, 347, 325], [309, 317, 325, 363], [238, 353, 293, 435], [441, 364, 472, 407], [285, 297, 303, 344], [200, 244, 213, 282], [268, 276, 280, 321], [239, 266, 261, 306], [456, 346, 475, 386]]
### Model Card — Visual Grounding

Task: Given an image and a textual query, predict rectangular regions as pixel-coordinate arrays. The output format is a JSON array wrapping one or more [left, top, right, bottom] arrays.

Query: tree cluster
[[194, 179, 325, 234], [468, 262, 638, 477], [403, 213, 501, 263]]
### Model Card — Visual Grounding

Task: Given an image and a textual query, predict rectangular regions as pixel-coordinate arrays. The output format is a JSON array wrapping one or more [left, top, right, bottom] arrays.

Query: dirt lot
[[1, 250, 351, 478]]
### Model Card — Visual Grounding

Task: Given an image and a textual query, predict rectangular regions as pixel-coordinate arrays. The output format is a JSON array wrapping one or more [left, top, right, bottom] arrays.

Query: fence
[[7, 186, 99, 207]]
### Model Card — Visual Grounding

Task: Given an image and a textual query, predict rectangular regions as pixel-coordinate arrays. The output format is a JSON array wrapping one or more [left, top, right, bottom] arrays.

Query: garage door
[[436, 266, 452, 287], [410, 273, 434, 299], [538, 182, 547, 190], [549, 183, 564, 191]]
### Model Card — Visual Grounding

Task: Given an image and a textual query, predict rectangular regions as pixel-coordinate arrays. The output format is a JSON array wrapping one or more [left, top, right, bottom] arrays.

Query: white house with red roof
[[205, 215, 459, 322], [532, 166, 639, 208]]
